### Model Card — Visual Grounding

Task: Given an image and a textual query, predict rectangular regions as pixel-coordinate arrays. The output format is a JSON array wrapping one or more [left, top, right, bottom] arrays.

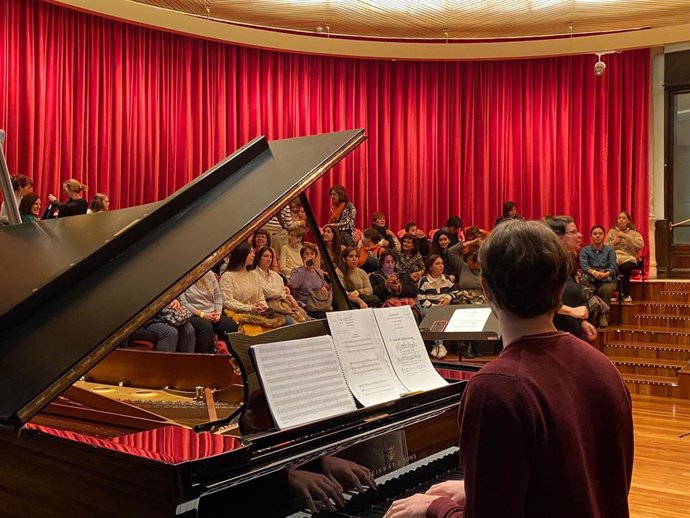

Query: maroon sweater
[[428, 332, 633, 518]]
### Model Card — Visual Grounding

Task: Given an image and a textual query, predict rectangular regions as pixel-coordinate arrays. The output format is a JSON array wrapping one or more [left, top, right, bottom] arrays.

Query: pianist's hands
[[288, 469, 345, 513], [321, 456, 377, 493], [383, 493, 441, 518], [425, 480, 466, 505]]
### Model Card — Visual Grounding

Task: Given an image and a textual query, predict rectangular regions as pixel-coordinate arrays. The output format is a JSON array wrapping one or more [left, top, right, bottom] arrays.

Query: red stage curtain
[[0, 0, 649, 251]]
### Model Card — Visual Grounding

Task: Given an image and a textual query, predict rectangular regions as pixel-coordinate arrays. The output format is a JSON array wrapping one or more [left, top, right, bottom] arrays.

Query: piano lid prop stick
[[204, 388, 218, 422]]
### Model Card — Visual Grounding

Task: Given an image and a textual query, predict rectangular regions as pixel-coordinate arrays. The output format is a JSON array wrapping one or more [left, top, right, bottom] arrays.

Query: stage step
[[605, 341, 690, 361], [633, 313, 690, 329], [603, 325, 690, 346], [610, 356, 687, 377], [621, 373, 679, 397]]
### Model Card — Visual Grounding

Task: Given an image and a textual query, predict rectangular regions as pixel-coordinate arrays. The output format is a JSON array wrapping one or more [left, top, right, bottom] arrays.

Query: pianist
[[385, 219, 633, 518]]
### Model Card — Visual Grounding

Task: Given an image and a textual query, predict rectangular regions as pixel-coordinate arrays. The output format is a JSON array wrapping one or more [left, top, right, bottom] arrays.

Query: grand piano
[[0, 130, 477, 517]]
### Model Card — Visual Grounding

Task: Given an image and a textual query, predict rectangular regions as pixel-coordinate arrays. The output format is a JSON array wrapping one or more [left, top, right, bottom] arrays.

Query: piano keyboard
[[288, 446, 462, 518]]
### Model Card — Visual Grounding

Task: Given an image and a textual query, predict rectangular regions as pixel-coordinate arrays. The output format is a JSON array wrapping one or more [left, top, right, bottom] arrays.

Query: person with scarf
[[327, 184, 357, 247]]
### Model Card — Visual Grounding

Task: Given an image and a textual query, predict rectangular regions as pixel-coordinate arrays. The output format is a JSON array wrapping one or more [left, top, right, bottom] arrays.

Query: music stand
[[419, 304, 502, 355]]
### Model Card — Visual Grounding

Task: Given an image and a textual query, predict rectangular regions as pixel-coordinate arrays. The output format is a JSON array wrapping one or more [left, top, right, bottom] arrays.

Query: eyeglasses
[[564, 230, 580, 235]]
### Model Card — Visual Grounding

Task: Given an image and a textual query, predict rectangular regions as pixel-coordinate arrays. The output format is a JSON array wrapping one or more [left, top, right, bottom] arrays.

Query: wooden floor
[[629, 394, 690, 518]]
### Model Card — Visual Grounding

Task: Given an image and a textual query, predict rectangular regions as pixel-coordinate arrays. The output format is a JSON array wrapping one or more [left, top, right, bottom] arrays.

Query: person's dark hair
[[322, 224, 341, 259], [253, 245, 274, 270], [11, 174, 32, 192], [424, 254, 443, 275], [590, 225, 605, 235], [300, 242, 319, 259], [339, 246, 358, 291], [502, 201, 517, 217], [378, 250, 397, 267], [226, 244, 254, 272], [251, 229, 271, 248], [89, 193, 108, 213], [543, 215, 574, 236], [363, 228, 381, 243], [445, 215, 463, 229], [404, 222, 417, 232], [400, 233, 419, 254], [372, 211, 385, 222], [479, 220, 570, 318], [431, 230, 452, 255], [614, 211, 637, 231], [466, 249, 480, 263], [18, 192, 40, 215], [329, 184, 349, 204], [465, 225, 482, 240]]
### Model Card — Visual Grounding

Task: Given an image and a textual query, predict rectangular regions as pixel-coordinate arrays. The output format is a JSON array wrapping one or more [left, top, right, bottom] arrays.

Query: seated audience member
[[254, 246, 302, 323], [144, 299, 196, 353], [385, 219, 633, 518], [322, 224, 345, 266], [220, 246, 268, 313], [280, 227, 308, 279], [370, 211, 400, 251], [606, 211, 644, 302], [48, 179, 89, 217], [404, 222, 430, 257], [397, 232, 425, 282], [456, 250, 484, 302], [180, 270, 239, 353], [580, 225, 617, 306], [430, 230, 457, 280], [1, 174, 33, 224], [290, 243, 332, 319], [461, 225, 487, 256], [369, 251, 418, 309], [289, 198, 308, 228], [417, 254, 459, 359], [357, 228, 385, 273], [545, 216, 597, 341], [327, 184, 357, 247], [18, 193, 41, 224], [87, 193, 110, 214], [251, 229, 280, 272], [433, 215, 462, 247], [494, 200, 522, 226], [264, 204, 305, 253], [338, 247, 380, 309]]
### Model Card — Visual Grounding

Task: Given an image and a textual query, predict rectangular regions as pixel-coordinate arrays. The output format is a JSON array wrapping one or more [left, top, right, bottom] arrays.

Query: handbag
[[305, 288, 333, 312], [154, 304, 192, 327]]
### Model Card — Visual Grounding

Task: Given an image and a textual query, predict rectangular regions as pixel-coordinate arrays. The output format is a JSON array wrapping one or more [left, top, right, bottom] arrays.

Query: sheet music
[[446, 307, 493, 332], [373, 306, 447, 392], [251, 336, 356, 429], [327, 309, 408, 406]]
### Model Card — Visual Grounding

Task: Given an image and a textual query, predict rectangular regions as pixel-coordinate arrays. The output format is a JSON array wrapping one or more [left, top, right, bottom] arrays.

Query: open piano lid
[[0, 129, 366, 430]]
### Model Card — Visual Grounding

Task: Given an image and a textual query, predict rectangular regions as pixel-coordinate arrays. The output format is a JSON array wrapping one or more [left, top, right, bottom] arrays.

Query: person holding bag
[[290, 243, 333, 319], [254, 246, 306, 323]]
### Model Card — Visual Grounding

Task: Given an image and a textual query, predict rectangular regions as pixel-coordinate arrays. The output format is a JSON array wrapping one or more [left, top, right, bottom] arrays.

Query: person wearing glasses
[[544, 216, 597, 342]]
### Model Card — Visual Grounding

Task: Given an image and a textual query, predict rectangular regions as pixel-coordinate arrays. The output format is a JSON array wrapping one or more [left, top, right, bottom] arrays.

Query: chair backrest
[[396, 229, 406, 238], [428, 228, 439, 240]]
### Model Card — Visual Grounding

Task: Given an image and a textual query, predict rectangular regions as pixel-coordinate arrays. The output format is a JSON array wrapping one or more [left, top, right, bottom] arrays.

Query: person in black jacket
[[48, 178, 88, 217], [369, 251, 418, 303]]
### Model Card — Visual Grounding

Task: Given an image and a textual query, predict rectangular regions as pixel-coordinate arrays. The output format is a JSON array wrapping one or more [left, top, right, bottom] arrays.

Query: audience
[[370, 211, 400, 252], [289, 198, 308, 228], [1, 174, 33, 224], [264, 204, 305, 253], [327, 184, 357, 247], [580, 225, 618, 306], [417, 254, 459, 359], [545, 216, 598, 341], [321, 224, 345, 265], [144, 299, 196, 353], [357, 228, 385, 273], [369, 251, 418, 309], [251, 229, 280, 272], [430, 230, 457, 280], [494, 200, 521, 226], [397, 232, 425, 281], [48, 179, 88, 217], [337, 247, 380, 309], [606, 211, 644, 302], [254, 246, 301, 323], [220, 246, 269, 314], [180, 270, 239, 353], [18, 192, 41, 224], [280, 227, 308, 279], [290, 243, 332, 319], [433, 216, 462, 246], [87, 193, 110, 213], [404, 222, 430, 257]]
